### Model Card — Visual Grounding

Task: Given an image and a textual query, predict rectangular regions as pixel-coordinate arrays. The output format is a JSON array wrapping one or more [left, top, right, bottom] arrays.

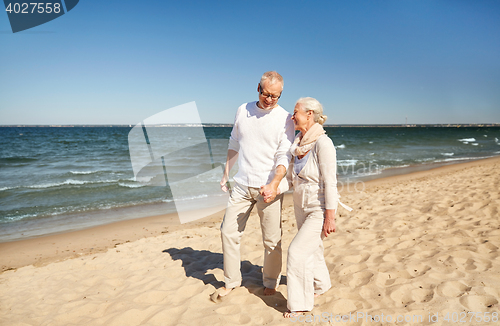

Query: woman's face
[[291, 104, 311, 131]]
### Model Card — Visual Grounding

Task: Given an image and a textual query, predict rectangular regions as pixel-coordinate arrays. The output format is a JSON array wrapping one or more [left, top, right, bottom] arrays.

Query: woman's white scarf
[[290, 123, 326, 157]]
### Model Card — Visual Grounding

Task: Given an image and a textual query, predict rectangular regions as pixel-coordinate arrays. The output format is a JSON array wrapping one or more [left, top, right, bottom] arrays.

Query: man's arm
[[260, 164, 286, 203], [261, 115, 294, 202], [220, 149, 238, 192], [221, 108, 241, 192]]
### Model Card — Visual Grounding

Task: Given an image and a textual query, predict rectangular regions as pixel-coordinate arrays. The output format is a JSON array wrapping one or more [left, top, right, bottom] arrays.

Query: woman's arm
[[323, 209, 336, 237], [316, 136, 340, 211]]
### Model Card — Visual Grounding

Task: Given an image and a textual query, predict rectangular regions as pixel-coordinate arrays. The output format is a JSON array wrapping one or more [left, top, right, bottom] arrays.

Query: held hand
[[322, 209, 336, 237], [260, 184, 278, 203], [259, 165, 286, 203], [220, 175, 229, 192]]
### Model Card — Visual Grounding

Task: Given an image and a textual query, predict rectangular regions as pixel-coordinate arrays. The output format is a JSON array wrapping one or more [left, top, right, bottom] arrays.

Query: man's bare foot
[[218, 287, 233, 297], [210, 287, 234, 302], [263, 287, 276, 296], [284, 310, 306, 318]]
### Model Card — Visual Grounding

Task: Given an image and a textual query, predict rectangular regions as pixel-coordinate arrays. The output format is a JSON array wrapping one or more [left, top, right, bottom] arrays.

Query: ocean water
[[1, 126, 499, 242]]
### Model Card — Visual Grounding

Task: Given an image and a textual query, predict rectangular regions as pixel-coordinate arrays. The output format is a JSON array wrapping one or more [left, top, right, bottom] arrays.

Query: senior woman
[[283, 97, 351, 318]]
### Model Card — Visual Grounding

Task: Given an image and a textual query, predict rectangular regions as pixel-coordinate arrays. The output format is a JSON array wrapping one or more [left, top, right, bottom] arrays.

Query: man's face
[[258, 80, 283, 110]]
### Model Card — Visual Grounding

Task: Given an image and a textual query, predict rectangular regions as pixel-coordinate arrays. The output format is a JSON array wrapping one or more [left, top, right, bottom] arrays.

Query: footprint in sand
[[459, 295, 498, 311], [456, 257, 493, 272], [378, 269, 413, 280], [438, 237, 470, 246], [215, 305, 241, 315], [375, 273, 394, 287], [380, 253, 404, 263], [394, 239, 419, 250], [133, 290, 168, 304], [348, 270, 374, 288], [235, 314, 252, 325], [436, 281, 471, 298], [337, 263, 368, 276], [170, 284, 200, 304], [477, 241, 499, 254], [388, 284, 415, 307], [342, 252, 370, 264], [359, 285, 383, 300], [328, 299, 358, 314], [405, 263, 431, 277], [412, 249, 439, 260], [411, 287, 434, 303]]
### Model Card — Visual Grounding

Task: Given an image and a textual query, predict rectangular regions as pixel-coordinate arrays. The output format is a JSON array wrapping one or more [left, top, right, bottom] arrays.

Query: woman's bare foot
[[315, 290, 328, 297], [263, 287, 276, 296], [284, 310, 306, 318]]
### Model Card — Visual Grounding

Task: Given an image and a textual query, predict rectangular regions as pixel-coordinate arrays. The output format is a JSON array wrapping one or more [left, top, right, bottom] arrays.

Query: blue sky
[[1, 0, 499, 125]]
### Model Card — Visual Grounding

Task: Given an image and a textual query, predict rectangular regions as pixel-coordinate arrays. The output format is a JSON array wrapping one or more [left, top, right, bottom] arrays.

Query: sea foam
[[337, 159, 358, 166], [70, 170, 98, 175], [26, 179, 118, 189]]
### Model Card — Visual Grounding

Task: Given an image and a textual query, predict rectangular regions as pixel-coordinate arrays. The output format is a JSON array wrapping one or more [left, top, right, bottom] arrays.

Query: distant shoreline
[[1, 123, 500, 128]]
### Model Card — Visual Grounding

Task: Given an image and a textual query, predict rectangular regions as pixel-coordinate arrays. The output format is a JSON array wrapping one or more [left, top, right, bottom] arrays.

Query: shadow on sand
[[163, 247, 288, 313]]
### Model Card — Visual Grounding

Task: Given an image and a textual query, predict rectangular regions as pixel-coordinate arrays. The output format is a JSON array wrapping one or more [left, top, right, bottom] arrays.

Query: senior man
[[214, 71, 294, 299]]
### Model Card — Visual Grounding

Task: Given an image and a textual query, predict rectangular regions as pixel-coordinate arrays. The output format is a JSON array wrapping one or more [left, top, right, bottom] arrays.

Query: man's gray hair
[[260, 71, 284, 89], [296, 97, 328, 125]]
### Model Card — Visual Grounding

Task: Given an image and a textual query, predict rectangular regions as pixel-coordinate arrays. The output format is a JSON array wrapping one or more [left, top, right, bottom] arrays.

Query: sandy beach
[[1, 157, 499, 326]]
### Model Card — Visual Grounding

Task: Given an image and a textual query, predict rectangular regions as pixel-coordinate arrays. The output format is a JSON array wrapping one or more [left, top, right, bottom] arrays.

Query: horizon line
[[1, 123, 500, 128]]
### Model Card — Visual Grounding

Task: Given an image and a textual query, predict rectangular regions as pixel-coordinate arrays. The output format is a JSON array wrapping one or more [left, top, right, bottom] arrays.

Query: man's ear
[[257, 84, 261, 93]]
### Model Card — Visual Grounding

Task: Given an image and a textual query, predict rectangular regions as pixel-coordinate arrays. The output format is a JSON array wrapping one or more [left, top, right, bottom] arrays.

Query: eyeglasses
[[259, 84, 281, 100]]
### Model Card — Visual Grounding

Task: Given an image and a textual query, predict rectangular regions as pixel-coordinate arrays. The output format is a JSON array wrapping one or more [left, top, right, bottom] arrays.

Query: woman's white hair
[[296, 97, 328, 125]]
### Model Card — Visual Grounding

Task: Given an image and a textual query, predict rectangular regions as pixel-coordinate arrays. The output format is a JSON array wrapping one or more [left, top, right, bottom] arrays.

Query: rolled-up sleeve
[[228, 109, 240, 152], [275, 116, 294, 169], [317, 136, 340, 210], [228, 135, 240, 152]]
